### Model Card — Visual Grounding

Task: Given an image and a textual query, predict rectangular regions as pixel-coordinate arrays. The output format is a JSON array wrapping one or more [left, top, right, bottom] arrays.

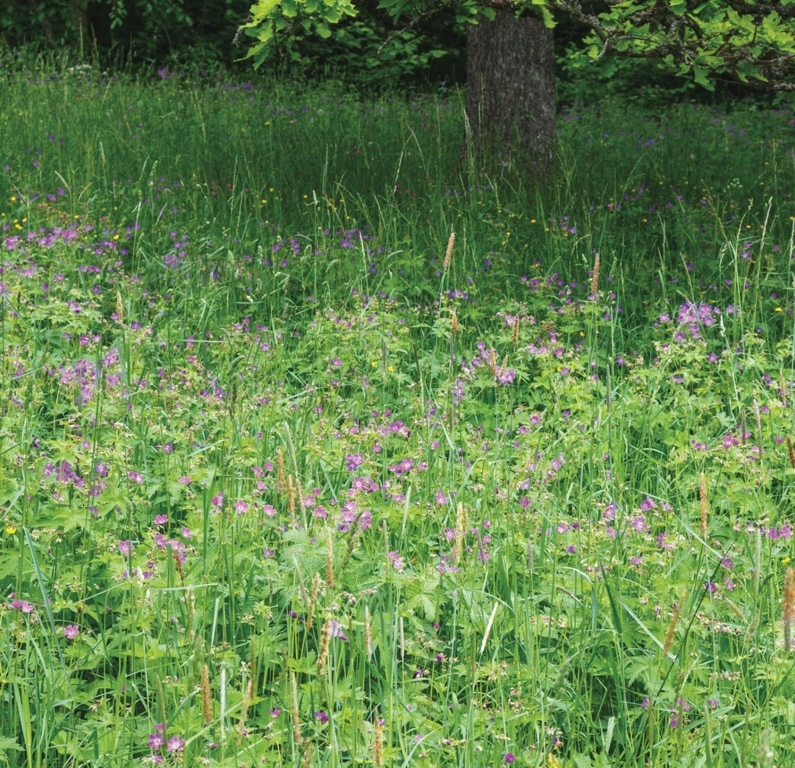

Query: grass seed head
[[784, 567, 795, 652], [290, 672, 302, 744], [443, 231, 455, 271], [664, 591, 686, 657], [374, 712, 384, 766], [364, 604, 373, 661], [325, 530, 335, 589], [317, 618, 331, 676], [202, 664, 212, 725], [454, 503, 466, 564], [488, 348, 497, 378], [590, 252, 600, 298]]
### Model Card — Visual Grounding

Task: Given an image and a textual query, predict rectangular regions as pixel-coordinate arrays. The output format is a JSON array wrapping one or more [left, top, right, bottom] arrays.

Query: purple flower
[[704, 581, 717, 593], [10, 600, 34, 614], [154, 515, 168, 526], [128, 470, 144, 485], [344, 453, 364, 471], [388, 551, 405, 571], [314, 711, 329, 723], [118, 540, 133, 556], [167, 736, 185, 753], [63, 624, 79, 640], [504, 753, 516, 764], [630, 516, 649, 533], [328, 620, 348, 641], [148, 732, 165, 749], [178, 476, 192, 485]]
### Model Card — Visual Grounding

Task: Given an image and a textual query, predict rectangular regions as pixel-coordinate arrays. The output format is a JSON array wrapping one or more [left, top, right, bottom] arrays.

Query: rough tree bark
[[465, 9, 556, 178]]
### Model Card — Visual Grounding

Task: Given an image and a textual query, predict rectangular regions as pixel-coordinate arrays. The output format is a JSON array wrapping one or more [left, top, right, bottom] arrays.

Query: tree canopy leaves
[[241, 0, 795, 90]]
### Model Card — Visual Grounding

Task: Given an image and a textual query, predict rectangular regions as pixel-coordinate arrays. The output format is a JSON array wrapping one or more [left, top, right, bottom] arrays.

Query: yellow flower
[[5, 525, 17, 535]]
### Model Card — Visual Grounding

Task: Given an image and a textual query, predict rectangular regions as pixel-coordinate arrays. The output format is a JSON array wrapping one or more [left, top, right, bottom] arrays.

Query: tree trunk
[[465, 9, 556, 178]]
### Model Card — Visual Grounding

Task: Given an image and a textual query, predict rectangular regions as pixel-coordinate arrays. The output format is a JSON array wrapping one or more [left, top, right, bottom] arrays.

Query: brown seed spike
[[290, 672, 302, 744], [784, 567, 795, 653], [374, 712, 384, 767], [787, 436, 795, 470], [590, 253, 601, 299], [325, 530, 335, 589], [317, 618, 331, 677], [443, 232, 455, 271], [364, 605, 373, 661], [663, 591, 686, 657], [202, 664, 212, 724]]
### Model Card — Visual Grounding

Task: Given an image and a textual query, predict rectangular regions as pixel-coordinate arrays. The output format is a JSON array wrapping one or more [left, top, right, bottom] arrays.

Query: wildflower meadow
[[2, 53, 795, 768]]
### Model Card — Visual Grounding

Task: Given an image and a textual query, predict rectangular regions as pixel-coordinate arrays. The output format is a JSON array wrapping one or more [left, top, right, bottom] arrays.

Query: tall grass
[[1, 54, 795, 767]]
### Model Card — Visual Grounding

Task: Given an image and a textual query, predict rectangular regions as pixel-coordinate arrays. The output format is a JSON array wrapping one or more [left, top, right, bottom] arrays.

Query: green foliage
[[263, 11, 465, 89], [560, 0, 795, 91], [3, 62, 795, 767], [244, 0, 795, 91], [0, 0, 251, 65]]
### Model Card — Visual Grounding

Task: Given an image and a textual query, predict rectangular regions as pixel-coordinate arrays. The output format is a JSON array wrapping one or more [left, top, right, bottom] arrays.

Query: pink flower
[[63, 624, 79, 640], [118, 540, 133, 556], [167, 736, 185, 753], [328, 620, 348, 641], [11, 599, 34, 614], [148, 732, 165, 749], [234, 499, 249, 515]]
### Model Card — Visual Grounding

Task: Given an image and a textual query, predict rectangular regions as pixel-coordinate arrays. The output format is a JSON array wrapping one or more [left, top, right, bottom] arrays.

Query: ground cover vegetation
[[2, 48, 795, 768]]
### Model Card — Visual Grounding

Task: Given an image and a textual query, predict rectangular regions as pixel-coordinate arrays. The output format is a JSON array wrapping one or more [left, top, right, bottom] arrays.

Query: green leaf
[[692, 66, 715, 90], [0, 737, 22, 751]]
